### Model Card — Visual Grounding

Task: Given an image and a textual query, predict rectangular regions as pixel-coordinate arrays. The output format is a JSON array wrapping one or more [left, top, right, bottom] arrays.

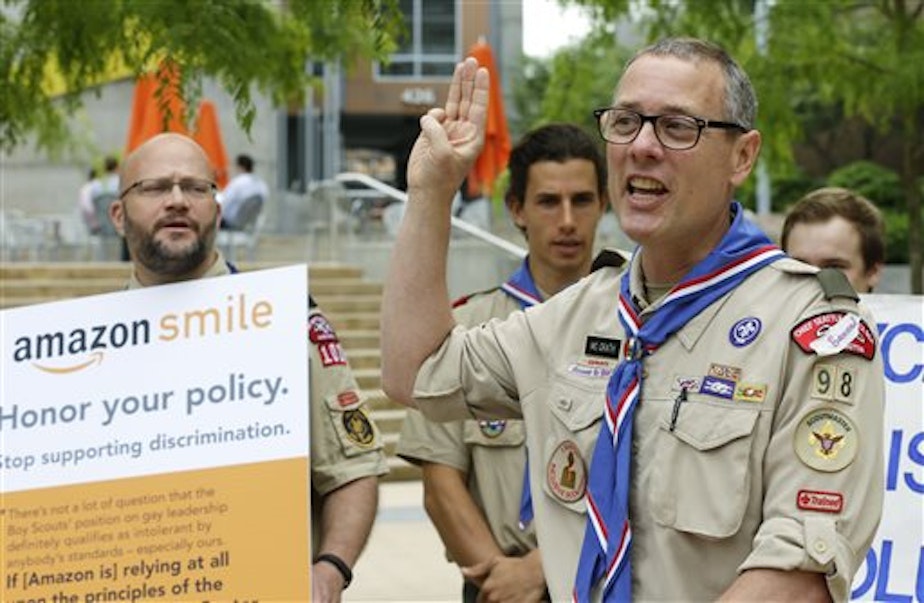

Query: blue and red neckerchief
[[572, 202, 784, 602], [500, 259, 542, 530]]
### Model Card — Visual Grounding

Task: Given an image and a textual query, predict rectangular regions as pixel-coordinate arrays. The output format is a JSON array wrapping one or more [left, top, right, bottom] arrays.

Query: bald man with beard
[[110, 133, 388, 602]]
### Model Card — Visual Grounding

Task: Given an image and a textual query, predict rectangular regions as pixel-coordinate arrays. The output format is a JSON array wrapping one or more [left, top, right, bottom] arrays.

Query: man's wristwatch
[[315, 553, 353, 589]]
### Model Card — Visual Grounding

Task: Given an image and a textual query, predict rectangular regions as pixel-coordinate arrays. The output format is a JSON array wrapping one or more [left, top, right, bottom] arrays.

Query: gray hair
[[624, 37, 757, 130]]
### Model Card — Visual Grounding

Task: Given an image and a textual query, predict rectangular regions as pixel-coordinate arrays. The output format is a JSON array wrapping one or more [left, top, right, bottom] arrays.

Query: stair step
[[370, 407, 408, 433], [347, 348, 381, 369], [340, 329, 380, 349], [325, 312, 380, 331], [311, 294, 383, 313]]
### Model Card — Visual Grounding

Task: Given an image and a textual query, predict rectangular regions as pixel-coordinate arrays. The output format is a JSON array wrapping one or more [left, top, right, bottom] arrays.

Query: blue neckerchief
[[500, 259, 542, 530], [573, 203, 784, 602]]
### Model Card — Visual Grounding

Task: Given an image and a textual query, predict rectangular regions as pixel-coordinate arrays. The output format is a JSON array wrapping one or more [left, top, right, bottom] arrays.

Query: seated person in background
[[782, 186, 886, 293], [397, 123, 611, 603], [78, 167, 100, 234], [218, 153, 269, 230], [109, 133, 387, 602]]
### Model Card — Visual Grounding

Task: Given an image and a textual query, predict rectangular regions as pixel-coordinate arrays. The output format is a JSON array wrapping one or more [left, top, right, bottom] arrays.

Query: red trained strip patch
[[797, 489, 844, 513], [790, 312, 876, 360]]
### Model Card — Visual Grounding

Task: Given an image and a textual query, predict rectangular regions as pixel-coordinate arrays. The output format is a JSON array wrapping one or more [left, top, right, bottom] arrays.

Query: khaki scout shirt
[[129, 255, 388, 556], [413, 252, 884, 602], [397, 287, 537, 559]]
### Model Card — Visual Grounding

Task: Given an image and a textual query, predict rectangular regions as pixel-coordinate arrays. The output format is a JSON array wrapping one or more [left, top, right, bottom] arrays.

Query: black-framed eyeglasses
[[119, 177, 217, 200], [593, 107, 748, 151]]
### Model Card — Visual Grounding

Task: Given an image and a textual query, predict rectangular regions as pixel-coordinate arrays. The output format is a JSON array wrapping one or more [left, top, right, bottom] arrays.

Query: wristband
[[315, 553, 352, 589]]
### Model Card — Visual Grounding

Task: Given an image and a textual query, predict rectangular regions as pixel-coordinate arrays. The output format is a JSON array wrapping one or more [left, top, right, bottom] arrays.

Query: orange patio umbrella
[[192, 100, 229, 189], [124, 61, 229, 188], [466, 38, 511, 199], [125, 60, 188, 154]]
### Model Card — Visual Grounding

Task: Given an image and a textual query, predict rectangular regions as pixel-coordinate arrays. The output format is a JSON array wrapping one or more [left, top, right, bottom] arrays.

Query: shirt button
[[813, 539, 828, 554], [556, 398, 572, 411]]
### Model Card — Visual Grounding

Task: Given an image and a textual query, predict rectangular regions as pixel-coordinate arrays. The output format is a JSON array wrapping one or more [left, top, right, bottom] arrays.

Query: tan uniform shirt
[[397, 287, 537, 559], [129, 255, 388, 556], [413, 252, 884, 602]]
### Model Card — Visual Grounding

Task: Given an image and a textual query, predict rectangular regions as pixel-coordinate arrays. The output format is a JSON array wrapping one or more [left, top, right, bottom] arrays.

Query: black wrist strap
[[315, 553, 352, 589]]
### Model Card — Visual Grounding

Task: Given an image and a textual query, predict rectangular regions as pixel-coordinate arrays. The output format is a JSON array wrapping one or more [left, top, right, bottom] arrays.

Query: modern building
[[1, 0, 522, 242]]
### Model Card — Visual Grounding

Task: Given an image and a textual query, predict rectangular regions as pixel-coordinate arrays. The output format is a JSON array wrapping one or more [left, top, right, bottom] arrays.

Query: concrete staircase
[[0, 261, 419, 482]]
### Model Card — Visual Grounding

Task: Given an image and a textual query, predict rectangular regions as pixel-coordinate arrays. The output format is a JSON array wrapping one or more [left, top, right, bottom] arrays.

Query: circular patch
[[478, 419, 506, 438], [794, 407, 858, 472], [729, 317, 762, 347], [342, 409, 375, 447], [546, 440, 587, 503]]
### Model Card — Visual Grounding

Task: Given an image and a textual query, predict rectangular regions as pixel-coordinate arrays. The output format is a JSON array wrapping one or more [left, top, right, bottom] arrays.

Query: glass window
[[378, 0, 457, 79]]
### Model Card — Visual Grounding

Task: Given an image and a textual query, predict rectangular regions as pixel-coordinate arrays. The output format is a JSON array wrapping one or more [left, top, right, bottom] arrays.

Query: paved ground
[[345, 480, 461, 602]]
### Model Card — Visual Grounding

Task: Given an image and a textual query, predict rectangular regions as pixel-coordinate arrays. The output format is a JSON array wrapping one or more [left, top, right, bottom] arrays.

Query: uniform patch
[[342, 409, 375, 447], [584, 336, 622, 359], [811, 364, 856, 404], [794, 407, 858, 472], [729, 317, 762, 347], [309, 314, 348, 367], [796, 489, 844, 514], [700, 376, 736, 399], [708, 363, 742, 382], [337, 390, 360, 408], [791, 312, 876, 360], [672, 375, 702, 392], [733, 382, 767, 403], [546, 440, 586, 503], [567, 360, 614, 379], [478, 419, 506, 438]]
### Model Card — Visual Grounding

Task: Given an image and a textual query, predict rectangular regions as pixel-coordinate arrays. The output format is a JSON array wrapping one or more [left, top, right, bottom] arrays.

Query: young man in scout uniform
[[380, 38, 884, 602], [109, 133, 387, 603], [396, 123, 612, 602], [782, 186, 886, 293]]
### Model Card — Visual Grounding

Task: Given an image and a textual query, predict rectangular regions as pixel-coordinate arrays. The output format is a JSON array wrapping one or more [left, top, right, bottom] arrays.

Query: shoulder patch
[[816, 268, 859, 302], [309, 312, 348, 366], [791, 312, 876, 360], [591, 248, 630, 272]]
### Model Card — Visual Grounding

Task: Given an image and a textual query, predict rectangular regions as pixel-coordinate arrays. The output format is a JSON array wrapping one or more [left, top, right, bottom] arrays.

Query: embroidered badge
[[567, 360, 614, 379], [672, 375, 702, 392], [733, 382, 767, 403], [699, 376, 736, 399], [337, 390, 360, 408], [729, 317, 762, 347], [708, 363, 743, 382], [796, 489, 844, 514], [342, 409, 375, 447], [794, 407, 858, 472], [546, 440, 587, 503], [791, 312, 875, 360], [584, 336, 622, 360], [811, 364, 856, 404], [309, 314, 347, 367], [478, 419, 507, 438]]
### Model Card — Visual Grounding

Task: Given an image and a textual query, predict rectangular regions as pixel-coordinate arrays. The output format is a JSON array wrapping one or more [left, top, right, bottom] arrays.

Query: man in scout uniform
[[110, 133, 387, 603], [782, 186, 886, 294], [380, 38, 885, 602], [396, 123, 611, 602]]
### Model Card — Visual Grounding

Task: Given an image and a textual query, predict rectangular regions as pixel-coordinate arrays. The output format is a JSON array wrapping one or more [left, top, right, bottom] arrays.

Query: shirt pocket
[[540, 377, 605, 515], [323, 390, 384, 457], [463, 419, 526, 448], [649, 401, 760, 538]]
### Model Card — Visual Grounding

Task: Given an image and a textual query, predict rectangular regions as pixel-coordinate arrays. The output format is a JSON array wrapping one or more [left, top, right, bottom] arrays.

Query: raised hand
[[406, 57, 489, 202]]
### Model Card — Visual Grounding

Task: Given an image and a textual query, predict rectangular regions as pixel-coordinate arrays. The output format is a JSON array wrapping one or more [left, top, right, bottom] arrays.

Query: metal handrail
[[335, 172, 526, 259]]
